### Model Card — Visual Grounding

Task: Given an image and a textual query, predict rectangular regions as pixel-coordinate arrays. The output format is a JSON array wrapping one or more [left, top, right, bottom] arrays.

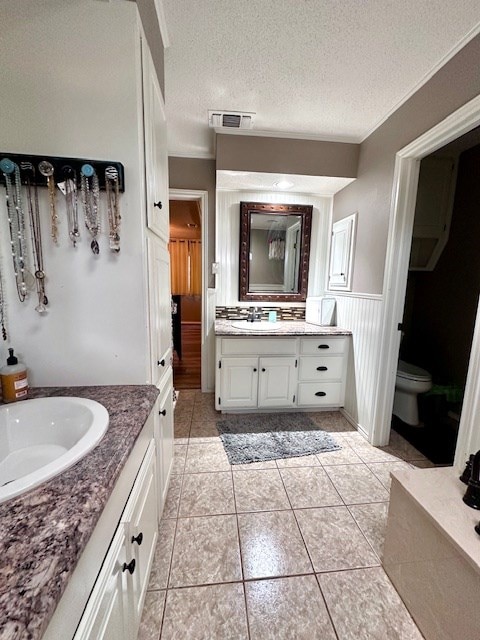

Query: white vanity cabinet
[[216, 334, 349, 411], [72, 441, 158, 640], [43, 405, 160, 640]]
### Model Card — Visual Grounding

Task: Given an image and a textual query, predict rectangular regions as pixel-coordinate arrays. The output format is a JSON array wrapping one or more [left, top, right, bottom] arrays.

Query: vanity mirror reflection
[[239, 202, 313, 302]]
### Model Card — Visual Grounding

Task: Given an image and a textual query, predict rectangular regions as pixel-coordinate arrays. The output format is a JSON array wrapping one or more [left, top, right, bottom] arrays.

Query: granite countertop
[[215, 319, 352, 336], [0, 384, 159, 640]]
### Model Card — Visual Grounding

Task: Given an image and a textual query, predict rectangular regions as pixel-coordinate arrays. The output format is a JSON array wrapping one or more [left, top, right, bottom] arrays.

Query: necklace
[[21, 162, 48, 313], [62, 166, 80, 247], [105, 166, 121, 253], [80, 164, 100, 255], [0, 157, 29, 302], [38, 160, 58, 243]]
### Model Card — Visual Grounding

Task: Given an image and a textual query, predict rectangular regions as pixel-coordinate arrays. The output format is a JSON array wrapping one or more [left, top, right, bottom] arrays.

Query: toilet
[[393, 360, 432, 426]]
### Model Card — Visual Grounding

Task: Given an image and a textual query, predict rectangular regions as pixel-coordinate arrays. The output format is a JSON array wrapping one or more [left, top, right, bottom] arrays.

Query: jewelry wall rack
[[0, 153, 125, 192]]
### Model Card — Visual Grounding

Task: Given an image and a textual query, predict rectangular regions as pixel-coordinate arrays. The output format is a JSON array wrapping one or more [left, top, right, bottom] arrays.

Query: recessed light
[[187, 223, 198, 228], [273, 180, 294, 190]]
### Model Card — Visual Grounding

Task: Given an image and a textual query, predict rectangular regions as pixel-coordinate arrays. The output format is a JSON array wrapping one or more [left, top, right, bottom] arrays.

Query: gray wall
[[333, 34, 480, 294], [217, 135, 359, 178], [168, 157, 216, 287]]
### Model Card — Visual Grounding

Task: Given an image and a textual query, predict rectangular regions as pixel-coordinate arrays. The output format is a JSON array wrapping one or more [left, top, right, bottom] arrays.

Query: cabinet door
[[156, 367, 174, 516], [219, 357, 258, 409], [122, 441, 158, 635], [73, 528, 129, 640], [147, 235, 172, 385], [258, 357, 297, 408], [142, 41, 169, 242], [328, 213, 356, 291]]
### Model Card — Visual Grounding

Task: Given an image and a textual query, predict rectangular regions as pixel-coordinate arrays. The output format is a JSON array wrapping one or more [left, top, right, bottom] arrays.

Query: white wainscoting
[[334, 293, 384, 439], [203, 287, 217, 391], [216, 190, 333, 306]]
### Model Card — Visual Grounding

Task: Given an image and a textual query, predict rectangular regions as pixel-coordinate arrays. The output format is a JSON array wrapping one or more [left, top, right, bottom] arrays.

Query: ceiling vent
[[208, 110, 255, 129]]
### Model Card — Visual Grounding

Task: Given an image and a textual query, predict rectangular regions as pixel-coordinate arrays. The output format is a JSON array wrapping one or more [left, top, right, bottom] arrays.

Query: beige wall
[[216, 135, 359, 177], [135, 0, 165, 97], [168, 157, 216, 286], [334, 34, 480, 294]]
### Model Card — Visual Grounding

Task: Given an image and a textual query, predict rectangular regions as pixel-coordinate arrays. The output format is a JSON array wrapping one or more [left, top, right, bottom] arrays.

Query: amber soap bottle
[[0, 348, 29, 403]]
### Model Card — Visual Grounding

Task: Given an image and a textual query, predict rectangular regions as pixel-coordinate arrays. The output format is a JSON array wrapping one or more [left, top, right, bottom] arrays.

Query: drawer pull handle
[[158, 359, 165, 367], [131, 532, 143, 546], [154, 201, 163, 209], [261, 368, 266, 372], [159, 409, 166, 416], [122, 559, 136, 575], [253, 368, 257, 372], [316, 366, 328, 371], [315, 391, 327, 397], [318, 344, 330, 349]]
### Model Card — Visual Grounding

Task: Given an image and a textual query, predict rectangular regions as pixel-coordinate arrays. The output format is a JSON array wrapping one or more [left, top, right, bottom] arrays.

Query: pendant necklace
[[38, 161, 58, 243], [21, 162, 48, 313], [80, 164, 100, 255], [0, 157, 29, 301], [62, 166, 80, 247], [105, 166, 121, 253]]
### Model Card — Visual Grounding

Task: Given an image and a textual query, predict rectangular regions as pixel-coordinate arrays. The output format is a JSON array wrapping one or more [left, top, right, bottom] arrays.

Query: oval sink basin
[[0, 397, 109, 504], [231, 321, 283, 331]]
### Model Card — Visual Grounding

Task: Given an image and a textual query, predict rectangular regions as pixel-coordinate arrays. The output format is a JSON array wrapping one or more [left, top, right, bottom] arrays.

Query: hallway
[[139, 391, 430, 639]]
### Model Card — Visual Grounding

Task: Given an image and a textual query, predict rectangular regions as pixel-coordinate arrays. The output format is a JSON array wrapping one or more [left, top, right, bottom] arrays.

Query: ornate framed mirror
[[239, 201, 313, 302]]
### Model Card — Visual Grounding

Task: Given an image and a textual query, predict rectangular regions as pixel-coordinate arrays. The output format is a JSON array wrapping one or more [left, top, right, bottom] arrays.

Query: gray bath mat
[[216, 413, 341, 465]]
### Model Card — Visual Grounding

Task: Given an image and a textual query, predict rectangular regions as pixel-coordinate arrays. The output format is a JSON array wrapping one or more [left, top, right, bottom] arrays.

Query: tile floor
[[139, 390, 431, 640]]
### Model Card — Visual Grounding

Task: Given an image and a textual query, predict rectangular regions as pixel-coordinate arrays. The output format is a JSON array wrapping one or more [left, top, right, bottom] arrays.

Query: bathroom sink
[[231, 321, 283, 331], [0, 397, 109, 504]]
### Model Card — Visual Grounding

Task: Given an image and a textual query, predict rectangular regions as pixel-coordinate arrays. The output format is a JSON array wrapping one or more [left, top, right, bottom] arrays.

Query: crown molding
[[214, 128, 361, 144]]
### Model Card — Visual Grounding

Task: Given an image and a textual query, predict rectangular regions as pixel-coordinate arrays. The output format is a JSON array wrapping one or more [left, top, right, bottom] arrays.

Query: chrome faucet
[[247, 306, 261, 322]]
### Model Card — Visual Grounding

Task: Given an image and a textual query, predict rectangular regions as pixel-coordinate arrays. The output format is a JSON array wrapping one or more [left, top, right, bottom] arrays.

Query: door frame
[[373, 93, 480, 471], [169, 188, 210, 392]]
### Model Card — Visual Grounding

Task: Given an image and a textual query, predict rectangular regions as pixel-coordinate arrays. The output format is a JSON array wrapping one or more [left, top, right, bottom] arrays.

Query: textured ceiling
[[163, 0, 480, 158]]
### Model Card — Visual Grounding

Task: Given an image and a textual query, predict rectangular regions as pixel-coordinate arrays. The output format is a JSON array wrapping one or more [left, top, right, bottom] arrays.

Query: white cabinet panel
[[142, 42, 170, 242], [219, 357, 258, 409], [122, 441, 158, 630], [156, 368, 174, 516], [148, 235, 172, 385], [258, 357, 297, 408], [298, 356, 344, 381], [220, 337, 297, 355], [328, 213, 356, 291], [73, 527, 129, 640], [300, 337, 347, 355], [297, 382, 344, 407]]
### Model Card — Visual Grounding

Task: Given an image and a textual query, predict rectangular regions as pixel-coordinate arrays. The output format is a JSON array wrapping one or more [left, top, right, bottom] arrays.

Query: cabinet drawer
[[299, 356, 344, 381], [297, 382, 344, 406], [221, 337, 297, 355], [300, 337, 347, 355]]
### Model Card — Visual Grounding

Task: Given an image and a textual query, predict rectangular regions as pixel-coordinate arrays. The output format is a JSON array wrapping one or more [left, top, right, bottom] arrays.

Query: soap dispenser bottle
[[0, 348, 29, 403]]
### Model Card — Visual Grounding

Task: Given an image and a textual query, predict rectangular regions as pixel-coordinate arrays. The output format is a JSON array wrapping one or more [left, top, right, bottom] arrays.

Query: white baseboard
[[340, 408, 369, 441]]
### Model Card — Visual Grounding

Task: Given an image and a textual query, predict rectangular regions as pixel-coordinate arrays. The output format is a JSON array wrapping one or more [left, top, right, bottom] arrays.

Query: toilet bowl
[[393, 360, 432, 426]]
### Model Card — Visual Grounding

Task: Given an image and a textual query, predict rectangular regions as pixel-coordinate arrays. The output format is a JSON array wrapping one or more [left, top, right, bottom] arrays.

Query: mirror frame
[[239, 201, 313, 302]]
